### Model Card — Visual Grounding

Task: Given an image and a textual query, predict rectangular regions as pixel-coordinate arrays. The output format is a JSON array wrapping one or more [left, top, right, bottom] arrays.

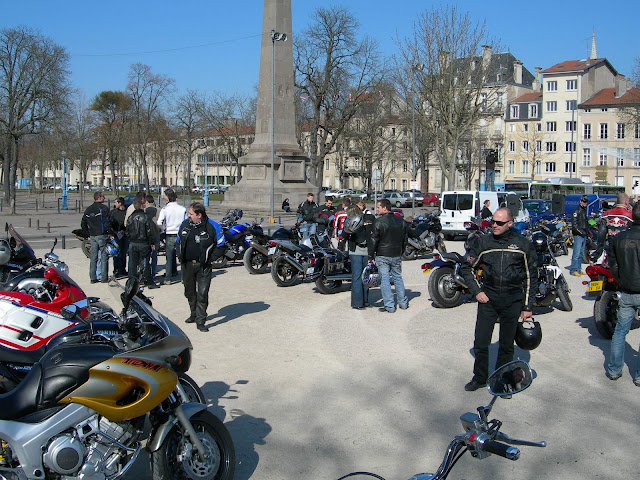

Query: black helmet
[[0, 239, 10, 266], [515, 319, 542, 350], [531, 231, 548, 252], [343, 215, 364, 235]]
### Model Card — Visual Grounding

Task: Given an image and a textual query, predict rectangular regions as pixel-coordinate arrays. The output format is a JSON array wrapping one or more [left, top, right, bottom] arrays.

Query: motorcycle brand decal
[[0, 294, 23, 304], [122, 358, 163, 372]]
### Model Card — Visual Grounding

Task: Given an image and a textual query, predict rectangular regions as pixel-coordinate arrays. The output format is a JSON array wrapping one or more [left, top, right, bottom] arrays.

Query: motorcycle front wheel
[[315, 275, 343, 294], [427, 267, 462, 308], [271, 256, 299, 287], [402, 246, 417, 261], [594, 290, 618, 339], [556, 277, 573, 312], [243, 247, 269, 274], [178, 373, 206, 404], [151, 410, 235, 480]]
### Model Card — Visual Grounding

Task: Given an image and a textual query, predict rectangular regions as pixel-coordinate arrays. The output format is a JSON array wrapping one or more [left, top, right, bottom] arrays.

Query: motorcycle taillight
[[268, 241, 277, 247], [421, 263, 432, 270], [308, 258, 316, 265]]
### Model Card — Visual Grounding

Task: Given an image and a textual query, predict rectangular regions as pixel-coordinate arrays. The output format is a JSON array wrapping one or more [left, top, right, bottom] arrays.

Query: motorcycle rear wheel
[[402, 246, 417, 261], [427, 267, 462, 308], [243, 247, 269, 274], [315, 275, 343, 294], [556, 277, 573, 312], [594, 290, 618, 339], [271, 256, 299, 287], [151, 410, 235, 480], [81, 239, 91, 258], [211, 255, 229, 269]]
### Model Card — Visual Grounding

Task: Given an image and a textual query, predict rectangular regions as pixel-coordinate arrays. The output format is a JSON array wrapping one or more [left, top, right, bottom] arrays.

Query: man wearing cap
[[570, 195, 589, 276]]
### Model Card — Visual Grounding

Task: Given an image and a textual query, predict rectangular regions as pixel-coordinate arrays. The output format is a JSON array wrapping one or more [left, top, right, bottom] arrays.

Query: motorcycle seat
[[440, 252, 463, 262], [0, 361, 43, 420], [0, 343, 47, 365]]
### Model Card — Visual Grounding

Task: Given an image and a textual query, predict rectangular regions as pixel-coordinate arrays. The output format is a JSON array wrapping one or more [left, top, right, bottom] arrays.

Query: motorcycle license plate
[[306, 266, 315, 275], [268, 247, 276, 255], [587, 280, 603, 292]]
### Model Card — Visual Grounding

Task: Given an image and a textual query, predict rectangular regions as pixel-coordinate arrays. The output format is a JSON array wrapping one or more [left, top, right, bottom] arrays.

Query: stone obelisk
[[224, 0, 316, 210]]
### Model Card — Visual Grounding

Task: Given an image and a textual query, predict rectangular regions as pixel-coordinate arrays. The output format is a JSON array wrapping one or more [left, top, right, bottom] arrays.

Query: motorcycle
[[243, 222, 302, 275], [211, 209, 253, 269], [529, 228, 573, 312], [71, 228, 92, 258], [270, 226, 350, 294], [338, 360, 545, 480], [402, 212, 447, 261], [0, 277, 235, 480]]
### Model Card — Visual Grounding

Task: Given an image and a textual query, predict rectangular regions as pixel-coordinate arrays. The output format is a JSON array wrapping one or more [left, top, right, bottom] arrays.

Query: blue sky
[[2, 0, 638, 101]]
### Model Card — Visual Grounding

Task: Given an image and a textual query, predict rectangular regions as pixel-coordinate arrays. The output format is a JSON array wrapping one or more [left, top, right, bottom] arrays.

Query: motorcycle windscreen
[[8, 224, 36, 261]]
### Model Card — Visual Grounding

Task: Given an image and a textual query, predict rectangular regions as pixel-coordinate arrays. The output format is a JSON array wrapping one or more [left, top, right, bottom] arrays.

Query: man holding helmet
[[460, 207, 538, 392]]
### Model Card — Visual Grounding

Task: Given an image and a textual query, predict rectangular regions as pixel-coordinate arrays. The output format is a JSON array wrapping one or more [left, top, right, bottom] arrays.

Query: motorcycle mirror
[[487, 360, 533, 397], [60, 298, 90, 322], [50, 237, 58, 253]]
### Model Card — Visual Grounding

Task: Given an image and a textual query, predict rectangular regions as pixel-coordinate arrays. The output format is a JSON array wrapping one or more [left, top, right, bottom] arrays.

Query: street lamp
[[410, 63, 424, 216], [61, 151, 68, 210], [271, 29, 287, 222], [203, 154, 209, 207]]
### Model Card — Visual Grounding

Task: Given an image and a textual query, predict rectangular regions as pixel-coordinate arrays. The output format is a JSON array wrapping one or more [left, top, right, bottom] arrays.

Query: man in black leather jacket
[[460, 207, 537, 392], [126, 199, 158, 288], [81, 191, 113, 283], [368, 198, 409, 313], [570, 195, 589, 276], [605, 202, 640, 384]]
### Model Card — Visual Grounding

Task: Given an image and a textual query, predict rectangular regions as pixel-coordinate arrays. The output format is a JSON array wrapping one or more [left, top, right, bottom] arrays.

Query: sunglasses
[[491, 219, 509, 226]]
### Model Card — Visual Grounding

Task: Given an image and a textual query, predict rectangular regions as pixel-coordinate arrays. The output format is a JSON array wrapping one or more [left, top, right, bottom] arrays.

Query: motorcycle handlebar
[[481, 440, 520, 460]]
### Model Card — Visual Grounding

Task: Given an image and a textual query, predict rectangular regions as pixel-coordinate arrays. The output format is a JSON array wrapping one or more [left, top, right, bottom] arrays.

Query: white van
[[440, 190, 529, 239]]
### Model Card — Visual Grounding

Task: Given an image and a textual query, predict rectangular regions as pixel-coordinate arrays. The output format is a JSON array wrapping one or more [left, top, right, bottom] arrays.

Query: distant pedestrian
[[368, 198, 409, 313], [570, 195, 589, 276], [126, 198, 158, 288], [157, 188, 187, 284], [282, 198, 291, 212], [109, 197, 128, 278], [605, 202, 640, 385], [145, 194, 160, 279], [344, 205, 375, 309], [481, 200, 492, 220], [81, 191, 113, 283]]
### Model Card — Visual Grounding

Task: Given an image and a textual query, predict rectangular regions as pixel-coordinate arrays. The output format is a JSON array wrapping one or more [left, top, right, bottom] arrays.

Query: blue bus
[[504, 179, 624, 200]]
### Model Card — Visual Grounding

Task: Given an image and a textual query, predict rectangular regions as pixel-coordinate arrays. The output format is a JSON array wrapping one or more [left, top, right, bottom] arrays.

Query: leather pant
[[182, 261, 212, 325]]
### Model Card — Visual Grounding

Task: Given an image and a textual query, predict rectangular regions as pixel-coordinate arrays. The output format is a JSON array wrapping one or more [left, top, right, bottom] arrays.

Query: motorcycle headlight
[[53, 261, 69, 275]]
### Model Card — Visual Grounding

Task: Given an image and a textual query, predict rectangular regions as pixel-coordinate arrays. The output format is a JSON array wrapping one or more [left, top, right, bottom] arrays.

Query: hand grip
[[482, 440, 520, 460]]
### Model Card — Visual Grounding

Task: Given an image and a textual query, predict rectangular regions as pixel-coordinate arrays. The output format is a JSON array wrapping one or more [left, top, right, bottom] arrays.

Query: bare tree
[[0, 26, 71, 205], [397, 5, 500, 190], [173, 90, 206, 188], [295, 6, 386, 187], [127, 63, 175, 190]]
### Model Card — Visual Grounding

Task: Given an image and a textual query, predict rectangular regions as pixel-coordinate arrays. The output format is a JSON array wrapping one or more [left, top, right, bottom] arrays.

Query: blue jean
[[485, 169, 495, 191], [165, 235, 178, 277], [90, 235, 108, 282], [376, 255, 407, 312], [350, 254, 369, 308], [114, 236, 128, 276], [607, 292, 640, 381], [570, 234, 585, 274]]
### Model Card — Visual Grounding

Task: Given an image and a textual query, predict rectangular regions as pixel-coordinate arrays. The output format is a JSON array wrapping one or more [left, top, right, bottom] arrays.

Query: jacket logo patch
[[508, 244, 520, 250]]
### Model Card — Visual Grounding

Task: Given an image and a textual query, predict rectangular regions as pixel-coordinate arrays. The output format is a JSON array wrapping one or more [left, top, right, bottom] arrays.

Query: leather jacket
[[368, 212, 408, 258], [609, 222, 640, 293], [460, 229, 538, 311], [314, 205, 336, 234], [126, 210, 156, 245], [81, 202, 113, 237], [178, 217, 223, 265], [297, 200, 318, 222], [571, 205, 588, 236]]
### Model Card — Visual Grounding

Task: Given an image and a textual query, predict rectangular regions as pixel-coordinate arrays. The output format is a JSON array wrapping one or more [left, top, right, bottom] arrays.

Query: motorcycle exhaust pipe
[[281, 253, 305, 272], [453, 273, 469, 289], [249, 241, 269, 256], [323, 273, 352, 282], [408, 237, 422, 249]]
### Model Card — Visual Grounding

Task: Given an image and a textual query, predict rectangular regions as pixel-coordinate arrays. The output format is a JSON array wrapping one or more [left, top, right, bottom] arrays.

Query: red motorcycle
[[584, 262, 624, 339]]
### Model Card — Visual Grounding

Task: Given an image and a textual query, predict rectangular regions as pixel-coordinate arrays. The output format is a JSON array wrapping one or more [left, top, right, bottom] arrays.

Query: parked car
[[402, 190, 424, 206], [191, 186, 204, 194], [423, 193, 440, 207], [350, 189, 368, 201], [383, 192, 413, 208], [324, 188, 354, 198]]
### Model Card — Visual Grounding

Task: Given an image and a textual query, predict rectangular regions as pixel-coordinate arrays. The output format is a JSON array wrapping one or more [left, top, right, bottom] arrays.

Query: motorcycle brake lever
[[495, 431, 547, 448]]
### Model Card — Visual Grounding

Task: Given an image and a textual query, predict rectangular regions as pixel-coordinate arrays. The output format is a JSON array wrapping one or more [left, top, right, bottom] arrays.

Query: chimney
[[482, 45, 492, 70], [615, 75, 631, 97], [532, 67, 542, 91], [513, 60, 523, 84]]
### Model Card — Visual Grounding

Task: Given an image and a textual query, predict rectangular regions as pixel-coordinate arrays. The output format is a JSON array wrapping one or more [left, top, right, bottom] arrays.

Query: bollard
[[28, 218, 31, 228], [37, 219, 40, 230], [75, 199, 78, 212], [35, 199, 38, 212], [61, 235, 66, 249], [0, 199, 2, 212], [47, 223, 51, 233], [57, 198, 60, 214]]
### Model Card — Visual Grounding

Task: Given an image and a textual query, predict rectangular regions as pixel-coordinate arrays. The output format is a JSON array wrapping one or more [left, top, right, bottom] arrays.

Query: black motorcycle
[[243, 223, 301, 275], [529, 227, 572, 312], [403, 212, 447, 260]]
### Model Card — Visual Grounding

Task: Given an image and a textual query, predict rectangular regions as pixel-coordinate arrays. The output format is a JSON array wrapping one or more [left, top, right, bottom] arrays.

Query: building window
[[390, 179, 396, 189], [509, 123, 515, 133], [522, 141, 529, 152], [599, 123, 608, 139], [546, 121, 556, 132], [402, 161, 408, 172], [523, 123, 529, 132], [354, 159, 359, 169], [511, 105, 519, 118], [546, 142, 557, 152], [635, 123, 640, 139], [402, 179, 407, 190], [634, 148, 640, 167], [584, 108, 591, 112], [535, 161, 541, 174], [391, 128, 396, 136], [583, 123, 591, 139], [535, 140, 542, 152], [601, 108, 608, 112], [617, 148, 624, 167], [565, 121, 576, 132], [582, 148, 591, 166], [566, 100, 577, 111], [599, 154, 607, 166], [546, 101, 557, 112], [390, 159, 395, 171], [480, 93, 487, 110], [536, 123, 542, 132], [497, 92, 503, 110], [547, 81, 557, 91], [565, 142, 576, 152], [508, 141, 515, 152], [521, 160, 529, 174], [617, 123, 625, 139], [507, 160, 515, 174], [565, 162, 576, 173], [529, 104, 538, 117], [566, 79, 577, 90], [545, 162, 556, 172], [325, 159, 330, 170]]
